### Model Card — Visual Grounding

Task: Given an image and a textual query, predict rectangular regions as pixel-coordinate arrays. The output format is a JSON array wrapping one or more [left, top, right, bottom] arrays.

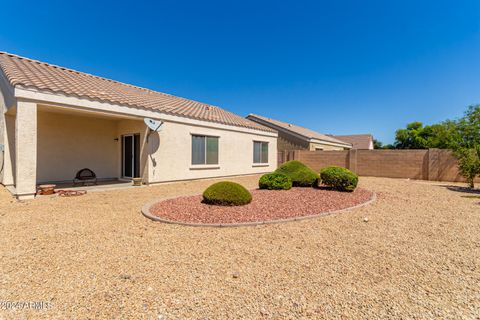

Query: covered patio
[[2, 102, 151, 199]]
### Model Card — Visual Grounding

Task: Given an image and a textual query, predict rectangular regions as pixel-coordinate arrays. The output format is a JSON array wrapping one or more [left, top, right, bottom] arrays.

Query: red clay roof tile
[[0, 52, 274, 133], [333, 134, 374, 149]]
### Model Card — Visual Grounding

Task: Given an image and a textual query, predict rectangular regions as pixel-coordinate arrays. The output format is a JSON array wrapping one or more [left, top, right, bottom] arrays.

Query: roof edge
[[15, 86, 278, 135], [247, 114, 311, 141], [0, 51, 222, 111], [247, 114, 351, 146]]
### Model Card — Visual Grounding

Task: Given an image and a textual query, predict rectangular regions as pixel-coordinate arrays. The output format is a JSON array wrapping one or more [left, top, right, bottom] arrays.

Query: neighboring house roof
[[0, 52, 274, 132], [247, 114, 351, 147], [333, 134, 374, 149]]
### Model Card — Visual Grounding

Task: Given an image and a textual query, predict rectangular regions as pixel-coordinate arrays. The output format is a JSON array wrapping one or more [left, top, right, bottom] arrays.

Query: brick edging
[[141, 191, 377, 228]]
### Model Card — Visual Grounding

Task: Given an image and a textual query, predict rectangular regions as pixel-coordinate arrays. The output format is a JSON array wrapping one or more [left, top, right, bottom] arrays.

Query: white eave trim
[[14, 87, 277, 138], [309, 138, 352, 148]]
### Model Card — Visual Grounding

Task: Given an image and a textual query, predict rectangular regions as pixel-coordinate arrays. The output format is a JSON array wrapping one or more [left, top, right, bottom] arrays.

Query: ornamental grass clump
[[320, 166, 358, 192], [258, 173, 292, 190], [275, 160, 319, 187], [202, 181, 252, 206]]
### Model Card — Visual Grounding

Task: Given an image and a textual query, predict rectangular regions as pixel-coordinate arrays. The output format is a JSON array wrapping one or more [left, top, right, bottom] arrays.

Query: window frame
[[191, 134, 220, 166], [253, 140, 269, 164]]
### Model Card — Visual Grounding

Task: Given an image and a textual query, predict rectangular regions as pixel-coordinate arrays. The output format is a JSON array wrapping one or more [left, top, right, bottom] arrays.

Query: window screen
[[192, 135, 219, 165], [206, 136, 219, 164], [253, 141, 268, 163]]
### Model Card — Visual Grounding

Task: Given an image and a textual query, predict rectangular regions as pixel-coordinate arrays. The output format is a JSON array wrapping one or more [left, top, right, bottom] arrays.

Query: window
[[192, 135, 219, 165], [253, 141, 268, 163]]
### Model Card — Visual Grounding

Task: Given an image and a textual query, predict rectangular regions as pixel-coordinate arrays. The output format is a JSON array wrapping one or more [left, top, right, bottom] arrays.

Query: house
[[332, 134, 374, 150], [246, 114, 351, 151], [0, 53, 277, 200]]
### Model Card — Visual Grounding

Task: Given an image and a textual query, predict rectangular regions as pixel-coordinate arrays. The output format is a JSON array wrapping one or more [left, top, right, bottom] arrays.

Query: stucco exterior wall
[[309, 142, 347, 151], [147, 120, 277, 183], [277, 132, 309, 151], [35, 111, 276, 185], [37, 111, 118, 183]]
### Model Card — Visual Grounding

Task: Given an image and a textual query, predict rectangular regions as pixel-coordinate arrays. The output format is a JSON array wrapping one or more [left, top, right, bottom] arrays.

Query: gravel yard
[[149, 188, 374, 225], [0, 176, 479, 319]]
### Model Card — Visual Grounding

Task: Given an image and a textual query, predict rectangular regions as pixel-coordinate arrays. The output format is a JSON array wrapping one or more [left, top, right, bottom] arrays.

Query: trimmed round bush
[[320, 166, 358, 192], [275, 160, 319, 187], [202, 181, 252, 206], [259, 173, 292, 190]]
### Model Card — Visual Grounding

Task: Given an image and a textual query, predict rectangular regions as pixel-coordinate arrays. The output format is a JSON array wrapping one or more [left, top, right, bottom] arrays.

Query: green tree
[[456, 105, 480, 148], [374, 139, 395, 149], [453, 105, 480, 187], [393, 120, 463, 150], [394, 122, 429, 149], [423, 121, 462, 149], [373, 139, 383, 149], [455, 146, 480, 188]]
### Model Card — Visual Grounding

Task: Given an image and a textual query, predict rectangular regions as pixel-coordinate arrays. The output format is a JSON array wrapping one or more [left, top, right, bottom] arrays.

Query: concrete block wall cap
[[141, 192, 376, 228]]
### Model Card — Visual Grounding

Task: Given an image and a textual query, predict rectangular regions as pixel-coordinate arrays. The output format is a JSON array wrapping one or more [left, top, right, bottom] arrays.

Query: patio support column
[[15, 101, 37, 200], [2, 114, 15, 186]]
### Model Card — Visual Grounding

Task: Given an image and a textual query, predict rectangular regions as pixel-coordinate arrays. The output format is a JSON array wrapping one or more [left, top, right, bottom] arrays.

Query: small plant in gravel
[[258, 173, 292, 190], [320, 166, 358, 192], [202, 181, 252, 206], [275, 160, 319, 187]]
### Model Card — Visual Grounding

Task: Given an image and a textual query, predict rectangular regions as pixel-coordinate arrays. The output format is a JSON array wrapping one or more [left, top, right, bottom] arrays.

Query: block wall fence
[[277, 149, 478, 183]]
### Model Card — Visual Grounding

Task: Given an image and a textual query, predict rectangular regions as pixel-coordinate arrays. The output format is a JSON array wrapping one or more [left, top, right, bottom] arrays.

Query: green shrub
[[259, 173, 292, 190], [320, 166, 358, 192], [202, 181, 252, 206], [275, 160, 319, 187]]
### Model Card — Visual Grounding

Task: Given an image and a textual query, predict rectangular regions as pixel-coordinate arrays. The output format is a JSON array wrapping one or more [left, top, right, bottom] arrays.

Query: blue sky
[[1, 1, 479, 143]]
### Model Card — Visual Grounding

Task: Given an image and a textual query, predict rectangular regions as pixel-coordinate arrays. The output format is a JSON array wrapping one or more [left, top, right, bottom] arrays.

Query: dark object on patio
[[132, 177, 143, 186], [73, 168, 97, 186], [37, 184, 56, 195], [57, 190, 87, 197]]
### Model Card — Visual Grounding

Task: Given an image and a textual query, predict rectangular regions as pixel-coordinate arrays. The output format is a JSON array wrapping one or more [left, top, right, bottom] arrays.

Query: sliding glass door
[[122, 134, 140, 178]]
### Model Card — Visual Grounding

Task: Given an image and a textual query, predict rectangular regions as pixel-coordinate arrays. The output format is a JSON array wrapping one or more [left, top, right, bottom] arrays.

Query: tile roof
[[333, 134, 374, 149], [0, 52, 274, 132], [247, 114, 351, 146]]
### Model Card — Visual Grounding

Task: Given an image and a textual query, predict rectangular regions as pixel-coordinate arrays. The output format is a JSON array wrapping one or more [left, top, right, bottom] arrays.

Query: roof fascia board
[[247, 116, 311, 141], [309, 138, 352, 148], [37, 103, 143, 121], [15, 87, 277, 138], [0, 70, 16, 110]]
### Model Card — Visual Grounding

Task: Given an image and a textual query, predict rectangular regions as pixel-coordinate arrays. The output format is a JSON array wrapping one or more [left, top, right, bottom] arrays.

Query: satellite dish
[[144, 118, 163, 132]]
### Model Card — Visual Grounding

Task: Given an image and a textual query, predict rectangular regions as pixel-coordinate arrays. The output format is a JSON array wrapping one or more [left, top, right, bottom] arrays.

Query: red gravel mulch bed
[[149, 187, 374, 225]]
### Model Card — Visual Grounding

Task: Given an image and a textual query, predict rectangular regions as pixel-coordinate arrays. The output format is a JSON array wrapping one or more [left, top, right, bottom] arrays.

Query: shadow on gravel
[[439, 185, 480, 195], [438, 185, 480, 205]]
